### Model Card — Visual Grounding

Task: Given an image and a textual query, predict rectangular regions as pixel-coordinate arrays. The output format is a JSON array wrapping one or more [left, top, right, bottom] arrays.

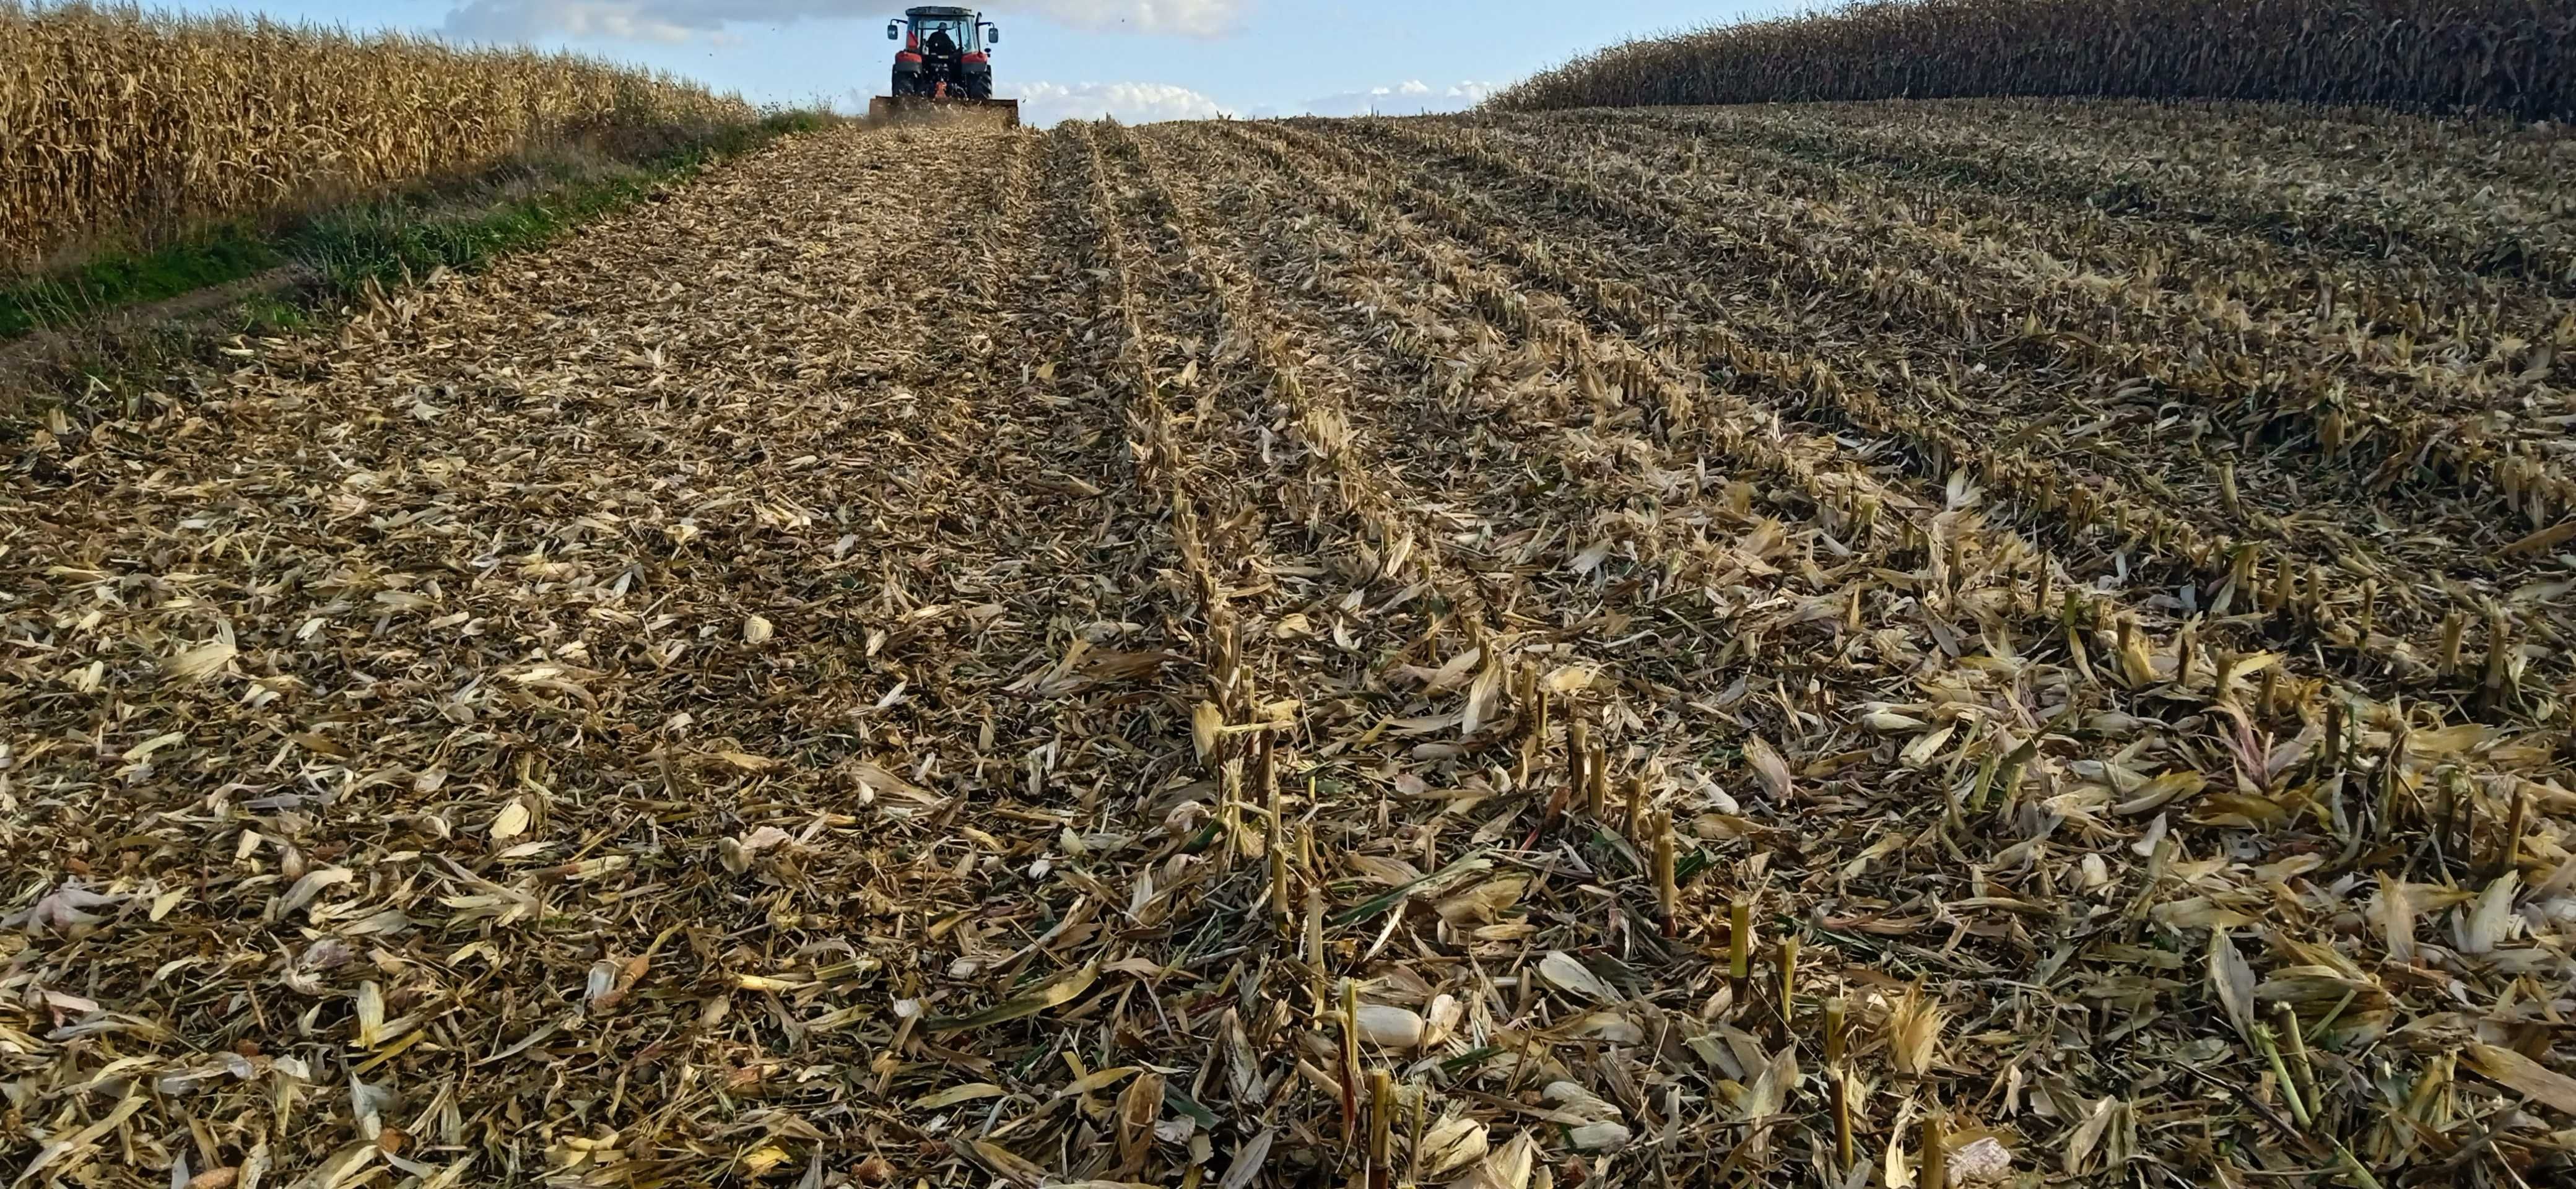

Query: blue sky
[[159, 1, 1773, 124]]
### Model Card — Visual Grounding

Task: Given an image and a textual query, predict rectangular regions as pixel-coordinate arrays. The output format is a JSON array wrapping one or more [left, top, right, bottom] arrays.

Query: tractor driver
[[925, 25, 957, 58]]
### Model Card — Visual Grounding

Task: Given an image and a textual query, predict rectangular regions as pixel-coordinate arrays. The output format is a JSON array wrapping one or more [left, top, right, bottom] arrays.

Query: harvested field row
[[1274, 114, 2574, 724], [1586, 100, 2576, 288], [4, 102, 2574, 1189]]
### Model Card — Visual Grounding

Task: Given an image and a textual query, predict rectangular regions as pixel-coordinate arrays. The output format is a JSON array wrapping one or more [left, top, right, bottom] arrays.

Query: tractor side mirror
[[985, 24, 999, 43], [885, 20, 900, 40]]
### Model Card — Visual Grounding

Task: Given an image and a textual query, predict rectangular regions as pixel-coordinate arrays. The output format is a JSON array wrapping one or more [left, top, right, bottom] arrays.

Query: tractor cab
[[887, 6, 998, 101]]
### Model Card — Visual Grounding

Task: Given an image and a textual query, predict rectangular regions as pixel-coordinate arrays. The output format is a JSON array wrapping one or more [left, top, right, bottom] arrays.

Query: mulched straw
[[4, 105, 2574, 1189]]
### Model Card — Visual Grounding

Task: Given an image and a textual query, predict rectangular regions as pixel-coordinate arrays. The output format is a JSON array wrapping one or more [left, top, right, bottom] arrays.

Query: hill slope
[[1487, 0, 2575, 118], [6, 102, 2572, 1188]]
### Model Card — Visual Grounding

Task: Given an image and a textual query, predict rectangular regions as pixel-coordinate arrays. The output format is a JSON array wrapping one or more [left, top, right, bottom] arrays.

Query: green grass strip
[[0, 110, 832, 342], [0, 226, 282, 339]]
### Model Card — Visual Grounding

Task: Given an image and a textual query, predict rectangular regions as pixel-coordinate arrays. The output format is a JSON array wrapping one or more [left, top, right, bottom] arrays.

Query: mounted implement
[[869, 7, 1019, 128]]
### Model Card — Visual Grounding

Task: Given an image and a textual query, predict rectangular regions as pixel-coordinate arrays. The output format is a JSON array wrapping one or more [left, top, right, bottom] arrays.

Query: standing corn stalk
[[0, 2, 752, 276]]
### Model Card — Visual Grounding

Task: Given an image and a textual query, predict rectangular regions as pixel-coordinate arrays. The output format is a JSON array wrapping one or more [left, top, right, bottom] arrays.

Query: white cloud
[[442, 0, 1248, 43], [1281, 80, 1496, 118], [1006, 80, 1231, 127], [982, 75, 1489, 129]]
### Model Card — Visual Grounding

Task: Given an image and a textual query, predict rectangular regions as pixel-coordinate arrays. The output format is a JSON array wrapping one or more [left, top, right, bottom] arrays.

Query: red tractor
[[870, 6, 1019, 127]]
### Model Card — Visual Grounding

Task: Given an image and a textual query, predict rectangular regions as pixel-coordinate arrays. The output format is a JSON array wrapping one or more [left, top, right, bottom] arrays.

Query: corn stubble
[[0, 2, 754, 275], [4, 98, 2575, 1188]]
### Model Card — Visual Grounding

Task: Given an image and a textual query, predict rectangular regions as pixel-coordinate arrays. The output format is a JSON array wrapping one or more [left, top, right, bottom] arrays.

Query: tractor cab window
[[912, 17, 975, 53]]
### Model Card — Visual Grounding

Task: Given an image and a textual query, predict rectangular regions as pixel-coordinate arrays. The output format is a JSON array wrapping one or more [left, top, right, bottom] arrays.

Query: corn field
[[5, 98, 2575, 1188], [1487, 0, 2576, 118], [0, 2, 755, 274]]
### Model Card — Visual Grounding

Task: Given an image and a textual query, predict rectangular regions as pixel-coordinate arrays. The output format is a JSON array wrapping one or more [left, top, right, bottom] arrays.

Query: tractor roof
[[904, 6, 977, 17]]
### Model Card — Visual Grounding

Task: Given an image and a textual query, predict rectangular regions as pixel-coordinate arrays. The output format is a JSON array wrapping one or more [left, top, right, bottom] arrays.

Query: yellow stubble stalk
[[1339, 979, 1362, 1142], [2375, 723, 2413, 856], [2324, 697, 2348, 776], [2211, 650, 2243, 707], [1269, 832, 1292, 939], [1920, 1113, 1947, 1189], [1267, 753, 1291, 939], [1831, 1069, 1855, 1174], [2439, 767, 2473, 871], [1367, 1068, 1394, 1185], [1219, 754, 1244, 872], [2496, 788, 2528, 881], [1653, 814, 1679, 938], [1516, 668, 1544, 784], [1728, 895, 1752, 1005], [1305, 886, 1328, 1008], [1585, 738, 1609, 819], [2481, 607, 2513, 715], [1255, 728, 1276, 809], [1829, 992, 1856, 1162], [1567, 715, 1592, 827], [1775, 935, 1799, 1045]]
